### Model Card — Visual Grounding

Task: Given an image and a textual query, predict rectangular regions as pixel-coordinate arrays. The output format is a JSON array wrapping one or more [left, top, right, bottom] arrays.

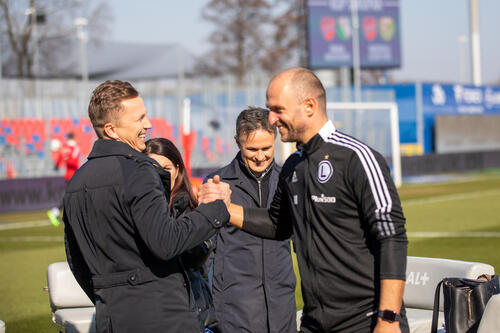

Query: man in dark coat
[[206, 107, 296, 333], [63, 80, 230, 333]]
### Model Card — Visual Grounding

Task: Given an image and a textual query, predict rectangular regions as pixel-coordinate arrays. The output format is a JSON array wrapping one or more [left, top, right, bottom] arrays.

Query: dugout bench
[[47, 257, 498, 333]]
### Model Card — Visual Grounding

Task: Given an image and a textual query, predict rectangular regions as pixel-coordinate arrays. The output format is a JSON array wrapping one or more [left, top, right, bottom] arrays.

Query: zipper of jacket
[[257, 179, 262, 206], [245, 160, 274, 207], [245, 160, 273, 323]]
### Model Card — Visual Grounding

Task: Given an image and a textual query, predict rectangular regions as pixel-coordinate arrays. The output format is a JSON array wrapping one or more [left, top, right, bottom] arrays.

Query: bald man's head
[[266, 67, 329, 144], [269, 67, 327, 114]]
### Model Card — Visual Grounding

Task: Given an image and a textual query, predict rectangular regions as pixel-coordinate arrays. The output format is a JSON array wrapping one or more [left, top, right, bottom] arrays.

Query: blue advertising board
[[422, 83, 500, 115], [421, 83, 500, 152], [307, 0, 401, 68], [365, 83, 500, 154]]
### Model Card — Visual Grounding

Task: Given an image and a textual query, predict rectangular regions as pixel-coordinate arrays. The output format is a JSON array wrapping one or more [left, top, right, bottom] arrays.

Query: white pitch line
[[0, 236, 63, 242], [408, 232, 500, 238], [0, 220, 53, 230], [402, 189, 500, 206]]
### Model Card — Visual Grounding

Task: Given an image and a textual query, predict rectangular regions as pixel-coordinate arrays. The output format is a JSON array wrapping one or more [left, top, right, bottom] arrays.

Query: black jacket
[[243, 121, 408, 332], [207, 153, 297, 333], [63, 139, 229, 333]]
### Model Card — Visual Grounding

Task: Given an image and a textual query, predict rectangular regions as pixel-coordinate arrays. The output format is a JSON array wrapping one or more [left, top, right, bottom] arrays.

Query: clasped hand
[[198, 175, 231, 208]]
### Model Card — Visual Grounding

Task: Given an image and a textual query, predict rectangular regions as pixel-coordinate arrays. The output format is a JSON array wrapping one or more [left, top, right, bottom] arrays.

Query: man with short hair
[[63, 80, 230, 333], [206, 107, 296, 333], [200, 68, 409, 333]]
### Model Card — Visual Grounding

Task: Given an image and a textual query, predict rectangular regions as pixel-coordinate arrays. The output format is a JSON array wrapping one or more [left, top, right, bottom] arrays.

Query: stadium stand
[[0, 115, 237, 179], [47, 257, 497, 333], [8, 78, 399, 179]]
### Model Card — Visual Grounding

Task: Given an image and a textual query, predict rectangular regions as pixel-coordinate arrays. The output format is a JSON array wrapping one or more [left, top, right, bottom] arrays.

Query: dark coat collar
[[88, 139, 154, 163], [216, 152, 280, 207]]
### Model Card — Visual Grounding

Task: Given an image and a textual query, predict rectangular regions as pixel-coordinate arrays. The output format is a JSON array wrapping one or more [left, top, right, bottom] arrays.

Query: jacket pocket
[[92, 268, 158, 289]]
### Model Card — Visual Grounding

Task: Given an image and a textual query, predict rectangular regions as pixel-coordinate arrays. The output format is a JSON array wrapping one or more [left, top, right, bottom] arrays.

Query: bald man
[[200, 68, 409, 333]]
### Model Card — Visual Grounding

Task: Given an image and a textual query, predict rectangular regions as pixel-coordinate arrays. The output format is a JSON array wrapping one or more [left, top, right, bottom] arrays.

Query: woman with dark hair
[[145, 137, 218, 332], [145, 137, 198, 215]]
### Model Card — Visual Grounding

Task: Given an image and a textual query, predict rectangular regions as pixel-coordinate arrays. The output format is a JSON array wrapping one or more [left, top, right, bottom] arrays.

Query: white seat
[[296, 257, 495, 332], [477, 294, 500, 333], [405, 256, 495, 333], [406, 308, 444, 333], [47, 262, 96, 333], [54, 308, 96, 333]]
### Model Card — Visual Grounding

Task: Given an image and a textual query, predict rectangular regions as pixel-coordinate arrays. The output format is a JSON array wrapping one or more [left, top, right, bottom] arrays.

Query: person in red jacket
[[47, 132, 81, 226]]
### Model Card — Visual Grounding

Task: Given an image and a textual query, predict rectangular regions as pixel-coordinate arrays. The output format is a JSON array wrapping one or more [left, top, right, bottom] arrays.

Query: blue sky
[[107, 0, 500, 85]]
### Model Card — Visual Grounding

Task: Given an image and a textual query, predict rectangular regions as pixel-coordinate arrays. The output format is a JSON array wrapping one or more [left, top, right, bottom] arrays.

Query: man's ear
[[304, 97, 317, 117], [234, 135, 241, 149], [103, 122, 119, 140]]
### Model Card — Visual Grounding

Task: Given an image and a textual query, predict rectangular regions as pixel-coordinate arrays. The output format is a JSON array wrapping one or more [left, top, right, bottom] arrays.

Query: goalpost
[[326, 102, 402, 188]]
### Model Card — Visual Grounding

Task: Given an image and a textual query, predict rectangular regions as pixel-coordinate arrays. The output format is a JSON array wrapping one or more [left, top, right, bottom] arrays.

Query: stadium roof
[[3, 40, 198, 81]]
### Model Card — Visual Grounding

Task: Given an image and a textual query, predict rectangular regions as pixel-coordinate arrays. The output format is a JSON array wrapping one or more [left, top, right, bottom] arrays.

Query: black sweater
[[243, 120, 408, 332]]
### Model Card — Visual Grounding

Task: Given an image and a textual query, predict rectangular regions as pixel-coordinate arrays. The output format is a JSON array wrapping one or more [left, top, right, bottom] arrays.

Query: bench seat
[[54, 308, 96, 333]]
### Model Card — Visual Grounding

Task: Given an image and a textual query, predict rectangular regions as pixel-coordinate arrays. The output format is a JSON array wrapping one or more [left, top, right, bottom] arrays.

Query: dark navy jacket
[[207, 153, 297, 333]]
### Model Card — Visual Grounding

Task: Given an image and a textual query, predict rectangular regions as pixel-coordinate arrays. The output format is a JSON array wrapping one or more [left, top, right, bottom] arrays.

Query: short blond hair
[[88, 80, 138, 138]]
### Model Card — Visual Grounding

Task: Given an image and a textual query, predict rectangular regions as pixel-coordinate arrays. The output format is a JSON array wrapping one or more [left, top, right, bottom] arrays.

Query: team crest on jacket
[[317, 160, 333, 183]]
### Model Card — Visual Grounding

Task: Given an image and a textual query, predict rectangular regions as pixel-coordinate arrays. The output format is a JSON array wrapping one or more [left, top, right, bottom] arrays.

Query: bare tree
[[200, 0, 274, 84], [199, 0, 304, 83], [260, 0, 304, 76], [0, 0, 112, 78]]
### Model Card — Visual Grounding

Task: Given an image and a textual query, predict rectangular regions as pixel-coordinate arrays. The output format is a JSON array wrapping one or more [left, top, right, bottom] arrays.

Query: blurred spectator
[[47, 132, 81, 226]]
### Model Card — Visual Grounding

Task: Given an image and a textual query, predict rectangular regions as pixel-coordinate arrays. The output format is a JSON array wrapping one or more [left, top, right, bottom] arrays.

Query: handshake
[[198, 175, 232, 208]]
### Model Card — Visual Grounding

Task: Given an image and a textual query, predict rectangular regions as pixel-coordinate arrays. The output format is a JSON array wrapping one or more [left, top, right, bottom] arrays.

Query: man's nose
[[144, 116, 152, 129], [269, 112, 278, 125], [256, 151, 265, 161]]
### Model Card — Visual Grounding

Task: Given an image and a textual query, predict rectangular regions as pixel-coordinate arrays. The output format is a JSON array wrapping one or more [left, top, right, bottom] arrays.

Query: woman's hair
[[144, 138, 198, 210]]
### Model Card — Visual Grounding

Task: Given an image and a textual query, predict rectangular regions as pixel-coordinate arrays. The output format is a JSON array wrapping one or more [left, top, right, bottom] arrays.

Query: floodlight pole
[[469, 0, 482, 86], [351, 0, 362, 102], [457, 35, 469, 84], [25, 6, 39, 78], [0, 37, 3, 80], [74, 17, 89, 82]]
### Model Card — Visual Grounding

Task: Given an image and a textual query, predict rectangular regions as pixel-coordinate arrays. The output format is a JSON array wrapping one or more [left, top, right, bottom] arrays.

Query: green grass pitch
[[1, 170, 499, 332]]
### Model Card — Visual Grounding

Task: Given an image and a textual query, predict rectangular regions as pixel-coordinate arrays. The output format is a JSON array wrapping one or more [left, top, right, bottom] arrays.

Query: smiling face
[[237, 128, 275, 175], [266, 77, 308, 143], [147, 153, 179, 190], [107, 96, 152, 151], [266, 68, 329, 144]]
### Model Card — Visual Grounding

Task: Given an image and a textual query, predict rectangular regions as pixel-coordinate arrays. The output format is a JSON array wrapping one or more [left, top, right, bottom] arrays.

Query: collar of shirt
[[297, 120, 336, 156]]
